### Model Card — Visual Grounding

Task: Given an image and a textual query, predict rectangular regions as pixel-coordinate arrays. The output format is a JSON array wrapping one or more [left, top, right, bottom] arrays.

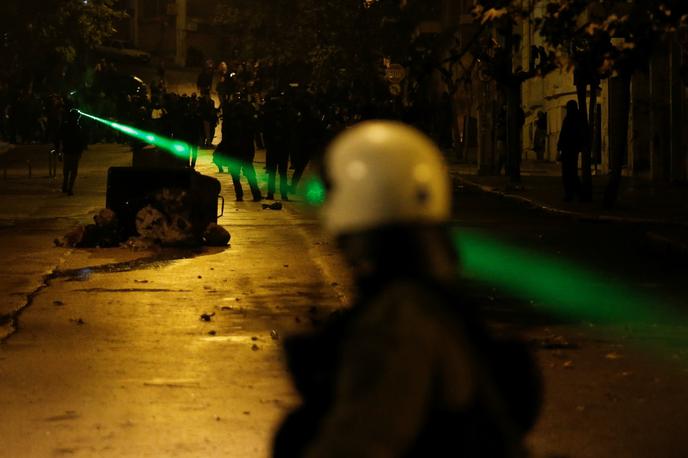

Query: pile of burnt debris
[[55, 188, 230, 249]]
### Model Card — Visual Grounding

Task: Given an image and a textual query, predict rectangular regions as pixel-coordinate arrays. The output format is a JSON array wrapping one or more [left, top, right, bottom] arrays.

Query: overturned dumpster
[[56, 167, 229, 248], [106, 167, 225, 245]]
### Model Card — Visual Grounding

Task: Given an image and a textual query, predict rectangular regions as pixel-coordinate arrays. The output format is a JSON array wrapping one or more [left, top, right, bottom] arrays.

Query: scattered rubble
[[55, 188, 231, 249], [55, 208, 121, 248], [136, 205, 195, 246], [262, 202, 283, 210], [69, 318, 85, 325], [200, 312, 215, 322], [535, 335, 579, 350], [203, 223, 231, 246], [605, 352, 623, 360]]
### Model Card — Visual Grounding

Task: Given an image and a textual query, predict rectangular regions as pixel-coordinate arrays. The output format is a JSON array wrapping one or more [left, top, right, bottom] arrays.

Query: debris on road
[[535, 335, 580, 350], [69, 318, 85, 325], [136, 205, 194, 246], [56, 187, 231, 249], [251, 344, 260, 351], [53, 300, 64, 306], [203, 223, 231, 246], [270, 330, 280, 340], [54, 209, 121, 248], [262, 202, 283, 210], [200, 312, 215, 322], [208, 330, 217, 336]]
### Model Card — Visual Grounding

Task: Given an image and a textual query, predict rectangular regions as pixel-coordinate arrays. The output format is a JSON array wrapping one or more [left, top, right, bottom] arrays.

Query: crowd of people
[[0, 56, 444, 200]]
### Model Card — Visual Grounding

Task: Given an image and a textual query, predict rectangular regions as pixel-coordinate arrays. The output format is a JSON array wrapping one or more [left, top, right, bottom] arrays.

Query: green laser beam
[[452, 228, 673, 324], [77, 110, 192, 159], [77, 110, 327, 206]]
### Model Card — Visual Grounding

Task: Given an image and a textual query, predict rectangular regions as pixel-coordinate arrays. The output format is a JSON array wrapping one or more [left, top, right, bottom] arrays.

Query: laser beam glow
[[77, 110, 191, 159]]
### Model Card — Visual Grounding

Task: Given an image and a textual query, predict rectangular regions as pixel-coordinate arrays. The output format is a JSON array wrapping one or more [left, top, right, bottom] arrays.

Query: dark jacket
[[274, 227, 541, 458], [557, 110, 587, 153], [218, 99, 258, 160], [59, 112, 85, 156]]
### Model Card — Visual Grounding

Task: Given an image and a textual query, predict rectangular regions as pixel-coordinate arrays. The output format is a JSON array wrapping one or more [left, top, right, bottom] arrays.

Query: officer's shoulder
[[367, 280, 454, 323]]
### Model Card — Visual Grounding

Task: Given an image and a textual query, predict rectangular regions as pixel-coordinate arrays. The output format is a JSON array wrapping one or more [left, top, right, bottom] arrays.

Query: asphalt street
[[0, 143, 687, 457]]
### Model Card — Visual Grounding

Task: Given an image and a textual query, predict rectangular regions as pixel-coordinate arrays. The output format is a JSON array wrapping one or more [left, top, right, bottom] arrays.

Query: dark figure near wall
[[533, 111, 547, 161], [58, 108, 86, 196], [557, 101, 587, 202]]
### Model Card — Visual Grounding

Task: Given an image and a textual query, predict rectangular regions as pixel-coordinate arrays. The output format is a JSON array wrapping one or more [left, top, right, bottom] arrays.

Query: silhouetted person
[[218, 93, 262, 201], [274, 122, 541, 458], [262, 91, 292, 200], [289, 89, 323, 193], [58, 108, 85, 196], [533, 111, 547, 161], [197, 60, 214, 98], [557, 101, 586, 201]]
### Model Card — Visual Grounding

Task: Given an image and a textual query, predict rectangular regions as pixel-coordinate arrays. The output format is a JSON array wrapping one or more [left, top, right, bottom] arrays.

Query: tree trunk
[[576, 80, 593, 201], [505, 82, 522, 186], [585, 81, 597, 200], [603, 73, 632, 209]]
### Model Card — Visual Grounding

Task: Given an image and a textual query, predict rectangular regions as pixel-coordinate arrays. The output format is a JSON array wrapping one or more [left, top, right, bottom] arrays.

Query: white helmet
[[322, 120, 451, 235]]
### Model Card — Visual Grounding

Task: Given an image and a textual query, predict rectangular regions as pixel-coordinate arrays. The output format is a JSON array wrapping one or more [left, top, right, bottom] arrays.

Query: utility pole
[[175, 0, 187, 67]]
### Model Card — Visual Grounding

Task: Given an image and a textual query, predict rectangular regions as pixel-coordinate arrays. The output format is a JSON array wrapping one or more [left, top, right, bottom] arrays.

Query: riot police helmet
[[321, 121, 451, 236]]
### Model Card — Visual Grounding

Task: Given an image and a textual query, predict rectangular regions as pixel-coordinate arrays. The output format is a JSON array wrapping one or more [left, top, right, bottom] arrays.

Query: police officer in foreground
[[274, 121, 542, 457]]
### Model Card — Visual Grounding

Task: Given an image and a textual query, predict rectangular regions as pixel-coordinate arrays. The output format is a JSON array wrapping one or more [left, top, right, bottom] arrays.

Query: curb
[[454, 175, 686, 227], [454, 174, 688, 259]]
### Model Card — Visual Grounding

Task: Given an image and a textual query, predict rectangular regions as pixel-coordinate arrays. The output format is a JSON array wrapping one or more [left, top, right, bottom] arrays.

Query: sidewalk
[[0, 141, 13, 155], [451, 159, 688, 257]]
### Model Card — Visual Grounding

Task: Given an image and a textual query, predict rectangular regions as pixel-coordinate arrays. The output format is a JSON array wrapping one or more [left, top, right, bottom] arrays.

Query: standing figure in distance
[[533, 111, 547, 162], [261, 90, 293, 201], [557, 101, 586, 202], [274, 121, 542, 458], [58, 107, 86, 196], [219, 92, 262, 202]]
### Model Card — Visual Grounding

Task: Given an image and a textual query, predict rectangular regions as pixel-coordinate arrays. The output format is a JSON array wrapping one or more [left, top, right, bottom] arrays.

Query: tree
[[537, 0, 688, 207], [0, 0, 125, 90], [472, 2, 555, 185], [213, 0, 408, 95]]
